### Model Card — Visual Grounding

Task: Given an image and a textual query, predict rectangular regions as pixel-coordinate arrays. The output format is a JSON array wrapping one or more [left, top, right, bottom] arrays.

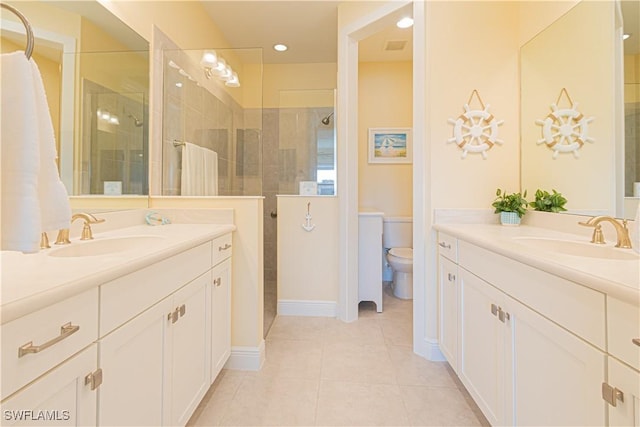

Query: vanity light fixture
[[273, 43, 288, 52], [396, 17, 413, 29], [200, 51, 240, 87]]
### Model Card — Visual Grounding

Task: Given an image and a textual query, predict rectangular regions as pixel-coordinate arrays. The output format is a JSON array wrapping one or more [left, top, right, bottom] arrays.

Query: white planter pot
[[500, 211, 521, 226]]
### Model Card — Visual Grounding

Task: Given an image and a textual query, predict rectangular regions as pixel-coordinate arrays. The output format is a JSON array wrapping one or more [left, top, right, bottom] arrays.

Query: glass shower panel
[[161, 47, 263, 196]]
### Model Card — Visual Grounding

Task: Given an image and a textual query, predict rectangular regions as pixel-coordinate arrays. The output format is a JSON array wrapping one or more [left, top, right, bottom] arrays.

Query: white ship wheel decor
[[447, 90, 504, 159], [535, 88, 595, 159]]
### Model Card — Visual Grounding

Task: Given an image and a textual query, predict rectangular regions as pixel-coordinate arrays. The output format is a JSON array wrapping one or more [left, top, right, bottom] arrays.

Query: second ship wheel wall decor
[[447, 90, 504, 160], [535, 88, 595, 159]]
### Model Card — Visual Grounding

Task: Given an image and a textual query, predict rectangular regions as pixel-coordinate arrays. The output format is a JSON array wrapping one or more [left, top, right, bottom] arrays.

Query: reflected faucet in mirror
[[579, 216, 633, 249]]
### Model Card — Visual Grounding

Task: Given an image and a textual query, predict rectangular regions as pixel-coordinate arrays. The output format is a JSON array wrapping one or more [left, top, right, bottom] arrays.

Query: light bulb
[[396, 17, 413, 29], [200, 51, 218, 67]]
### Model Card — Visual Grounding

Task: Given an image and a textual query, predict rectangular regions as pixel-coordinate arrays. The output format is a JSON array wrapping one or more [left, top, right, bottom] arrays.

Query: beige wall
[[149, 197, 264, 349], [428, 1, 521, 209], [262, 63, 337, 109], [518, 0, 580, 46], [358, 61, 412, 216], [277, 196, 339, 303], [520, 1, 615, 213]]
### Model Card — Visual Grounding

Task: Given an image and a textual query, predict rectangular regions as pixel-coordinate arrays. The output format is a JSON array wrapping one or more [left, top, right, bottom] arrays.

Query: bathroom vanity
[[0, 221, 235, 426], [435, 222, 640, 426]]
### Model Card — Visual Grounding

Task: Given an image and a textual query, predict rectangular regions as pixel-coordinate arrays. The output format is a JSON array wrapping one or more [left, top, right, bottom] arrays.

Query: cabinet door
[[211, 259, 232, 382], [166, 273, 211, 427], [438, 255, 458, 371], [0, 345, 97, 427], [607, 357, 640, 427], [504, 295, 606, 426], [98, 298, 171, 427], [458, 268, 505, 426]]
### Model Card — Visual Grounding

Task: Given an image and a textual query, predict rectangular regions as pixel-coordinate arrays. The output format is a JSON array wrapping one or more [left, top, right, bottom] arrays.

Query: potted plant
[[529, 189, 567, 213], [492, 188, 528, 225]]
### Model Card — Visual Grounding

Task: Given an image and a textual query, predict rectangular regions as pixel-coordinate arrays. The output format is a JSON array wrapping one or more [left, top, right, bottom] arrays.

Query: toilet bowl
[[386, 247, 413, 299], [382, 216, 413, 300]]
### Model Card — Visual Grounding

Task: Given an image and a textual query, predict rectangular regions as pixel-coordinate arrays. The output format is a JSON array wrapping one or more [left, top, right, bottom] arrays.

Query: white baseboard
[[277, 299, 337, 317], [224, 341, 265, 371]]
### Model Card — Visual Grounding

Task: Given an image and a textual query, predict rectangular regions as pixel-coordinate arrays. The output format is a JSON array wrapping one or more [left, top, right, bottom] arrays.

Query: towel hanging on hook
[[0, 3, 35, 59]]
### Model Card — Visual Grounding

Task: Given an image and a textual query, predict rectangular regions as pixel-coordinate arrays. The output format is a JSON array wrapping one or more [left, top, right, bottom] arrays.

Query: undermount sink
[[513, 237, 639, 261], [48, 235, 165, 258]]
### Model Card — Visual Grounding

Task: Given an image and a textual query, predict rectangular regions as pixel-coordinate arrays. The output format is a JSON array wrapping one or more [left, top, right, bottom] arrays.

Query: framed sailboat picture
[[368, 128, 412, 164]]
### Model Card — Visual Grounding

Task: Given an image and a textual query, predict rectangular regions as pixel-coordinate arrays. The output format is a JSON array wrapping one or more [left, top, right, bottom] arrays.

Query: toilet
[[382, 216, 413, 299]]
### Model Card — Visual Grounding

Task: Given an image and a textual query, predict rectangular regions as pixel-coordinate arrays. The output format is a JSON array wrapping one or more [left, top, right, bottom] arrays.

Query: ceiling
[[200, 1, 413, 64]]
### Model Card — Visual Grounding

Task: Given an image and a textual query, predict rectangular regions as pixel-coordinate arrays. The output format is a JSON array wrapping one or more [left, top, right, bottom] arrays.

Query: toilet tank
[[382, 216, 412, 248]]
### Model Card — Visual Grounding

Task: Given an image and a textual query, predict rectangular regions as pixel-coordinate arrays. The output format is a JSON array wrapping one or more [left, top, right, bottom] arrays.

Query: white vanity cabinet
[[607, 357, 640, 426], [439, 235, 609, 426], [437, 232, 458, 371], [1, 345, 98, 426], [210, 258, 232, 382]]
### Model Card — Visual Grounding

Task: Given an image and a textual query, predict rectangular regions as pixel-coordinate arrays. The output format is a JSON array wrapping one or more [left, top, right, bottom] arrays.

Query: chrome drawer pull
[[218, 243, 232, 251], [447, 273, 456, 282], [214, 277, 222, 287], [491, 304, 498, 316], [632, 338, 640, 347], [438, 242, 451, 249], [18, 323, 80, 358]]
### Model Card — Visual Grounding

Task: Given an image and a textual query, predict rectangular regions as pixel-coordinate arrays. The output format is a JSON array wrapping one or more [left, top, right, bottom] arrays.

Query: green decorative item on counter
[[492, 189, 528, 225], [529, 189, 567, 213]]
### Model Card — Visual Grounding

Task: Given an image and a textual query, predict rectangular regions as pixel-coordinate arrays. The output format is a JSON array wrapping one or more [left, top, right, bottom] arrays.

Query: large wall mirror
[[520, 1, 624, 217], [1, 1, 149, 200]]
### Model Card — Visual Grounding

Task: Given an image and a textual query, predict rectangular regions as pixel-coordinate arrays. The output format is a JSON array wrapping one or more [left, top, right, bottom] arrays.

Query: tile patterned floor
[[189, 284, 488, 426]]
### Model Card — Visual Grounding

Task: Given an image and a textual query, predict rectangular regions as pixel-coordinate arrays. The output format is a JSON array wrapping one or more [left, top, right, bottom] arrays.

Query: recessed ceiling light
[[396, 17, 413, 29], [623, 33, 631, 40], [273, 44, 288, 52]]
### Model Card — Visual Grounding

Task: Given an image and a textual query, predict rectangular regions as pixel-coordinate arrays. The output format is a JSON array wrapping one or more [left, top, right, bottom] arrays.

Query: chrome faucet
[[55, 213, 106, 244], [578, 216, 633, 249]]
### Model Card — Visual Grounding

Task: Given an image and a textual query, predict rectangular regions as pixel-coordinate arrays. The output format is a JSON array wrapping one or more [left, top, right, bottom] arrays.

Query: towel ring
[[1, 3, 34, 59]]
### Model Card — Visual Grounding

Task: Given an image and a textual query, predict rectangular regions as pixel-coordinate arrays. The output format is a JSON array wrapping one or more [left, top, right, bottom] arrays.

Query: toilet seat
[[389, 247, 412, 260]]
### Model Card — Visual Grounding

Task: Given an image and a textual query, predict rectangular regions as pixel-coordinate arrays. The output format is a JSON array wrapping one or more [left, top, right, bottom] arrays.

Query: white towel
[[181, 142, 218, 196], [1, 52, 71, 253]]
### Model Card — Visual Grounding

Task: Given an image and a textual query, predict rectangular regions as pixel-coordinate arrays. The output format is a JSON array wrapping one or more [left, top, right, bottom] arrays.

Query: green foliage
[[492, 188, 528, 218], [529, 189, 567, 213]]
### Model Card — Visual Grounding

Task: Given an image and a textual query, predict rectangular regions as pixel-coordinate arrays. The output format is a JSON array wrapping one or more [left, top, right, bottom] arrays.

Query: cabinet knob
[[491, 304, 498, 316], [214, 277, 222, 287], [602, 382, 624, 407], [498, 307, 510, 323], [85, 369, 103, 391], [632, 338, 640, 347]]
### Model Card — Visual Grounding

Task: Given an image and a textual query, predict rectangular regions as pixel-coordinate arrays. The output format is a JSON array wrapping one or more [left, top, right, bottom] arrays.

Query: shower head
[[321, 112, 334, 126], [128, 113, 144, 127]]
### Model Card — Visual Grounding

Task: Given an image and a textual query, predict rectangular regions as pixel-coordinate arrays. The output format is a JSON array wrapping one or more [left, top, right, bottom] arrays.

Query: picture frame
[[368, 128, 412, 164]]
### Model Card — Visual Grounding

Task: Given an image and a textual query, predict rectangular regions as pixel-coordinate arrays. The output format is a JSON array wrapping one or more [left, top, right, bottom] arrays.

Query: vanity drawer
[[100, 242, 212, 336], [1, 287, 98, 400], [212, 233, 232, 266], [437, 232, 458, 262], [607, 297, 640, 371]]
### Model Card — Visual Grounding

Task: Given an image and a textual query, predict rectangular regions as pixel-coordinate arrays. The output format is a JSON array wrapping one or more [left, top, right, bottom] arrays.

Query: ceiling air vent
[[384, 40, 407, 51]]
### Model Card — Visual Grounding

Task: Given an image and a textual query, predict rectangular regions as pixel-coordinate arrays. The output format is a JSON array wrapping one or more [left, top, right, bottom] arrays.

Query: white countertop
[[433, 223, 640, 305], [1, 223, 235, 325]]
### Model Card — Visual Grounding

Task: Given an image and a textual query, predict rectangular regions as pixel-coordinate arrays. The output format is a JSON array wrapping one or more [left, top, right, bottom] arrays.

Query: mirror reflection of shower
[[127, 111, 144, 127], [321, 112, 334, 125]]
